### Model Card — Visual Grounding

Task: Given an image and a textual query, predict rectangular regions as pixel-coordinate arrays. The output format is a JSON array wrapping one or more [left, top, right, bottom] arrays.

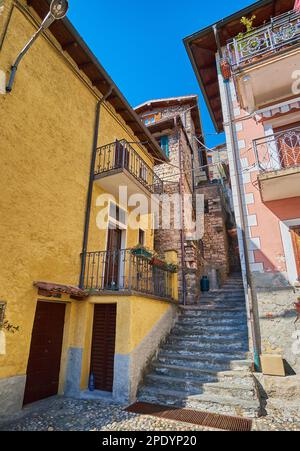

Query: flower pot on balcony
[[166, 264, 178, 274], [131, 247, 153, 259], [151, 257, 166, 268]]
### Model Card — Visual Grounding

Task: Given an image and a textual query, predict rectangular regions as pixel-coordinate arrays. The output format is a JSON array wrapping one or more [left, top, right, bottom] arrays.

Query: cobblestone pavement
[[0, 398, 299, 432]]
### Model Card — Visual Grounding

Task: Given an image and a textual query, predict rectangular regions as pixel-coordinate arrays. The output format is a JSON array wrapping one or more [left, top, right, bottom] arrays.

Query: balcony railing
[[83, 249, 175, 300], [253, 126, 300, 173], [95, 140, 164, 194], [227, 10, 300, 69]]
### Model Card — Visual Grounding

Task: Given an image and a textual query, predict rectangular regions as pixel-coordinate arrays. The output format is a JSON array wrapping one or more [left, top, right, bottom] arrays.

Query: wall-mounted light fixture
[[6, 0, 69, 93]]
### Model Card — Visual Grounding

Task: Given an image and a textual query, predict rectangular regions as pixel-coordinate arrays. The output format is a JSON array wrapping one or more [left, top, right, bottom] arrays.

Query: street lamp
[[6, 0, 69, 93]]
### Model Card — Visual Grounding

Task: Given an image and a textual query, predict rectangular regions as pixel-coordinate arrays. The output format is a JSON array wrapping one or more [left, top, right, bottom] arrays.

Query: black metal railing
[[95, 140, 164, 194], [253, 126, 300, 173], [83, 249, 174, 300], [227, 10, 300, 69]]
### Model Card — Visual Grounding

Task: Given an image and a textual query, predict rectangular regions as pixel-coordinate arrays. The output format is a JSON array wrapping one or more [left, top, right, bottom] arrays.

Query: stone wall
[[252, 273, 300, 374], [151, 107, 202, 304], [196, 183, 230, 284]]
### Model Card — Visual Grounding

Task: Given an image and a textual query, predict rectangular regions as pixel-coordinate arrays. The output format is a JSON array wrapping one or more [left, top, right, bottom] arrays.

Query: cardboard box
[[260, 354, 285, 377]]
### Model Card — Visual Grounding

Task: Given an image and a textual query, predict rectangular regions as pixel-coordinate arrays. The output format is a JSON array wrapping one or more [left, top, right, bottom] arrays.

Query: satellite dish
[[50, 0, 69, 20]]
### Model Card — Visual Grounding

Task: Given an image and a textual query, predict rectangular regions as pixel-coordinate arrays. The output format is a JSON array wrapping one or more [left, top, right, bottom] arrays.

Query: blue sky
[[68, 0, 254, 147]]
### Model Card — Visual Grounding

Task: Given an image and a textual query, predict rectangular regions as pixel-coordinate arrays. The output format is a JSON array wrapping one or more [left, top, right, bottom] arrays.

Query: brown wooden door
[[291, 226, 300, 280], [90, 304, 117, 392], [104, 228, 122, 289], [23, 302, 66, 405]]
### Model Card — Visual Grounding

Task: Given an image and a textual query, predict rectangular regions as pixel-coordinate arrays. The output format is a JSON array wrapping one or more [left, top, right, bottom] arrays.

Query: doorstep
[[79, 390, 114, 402]]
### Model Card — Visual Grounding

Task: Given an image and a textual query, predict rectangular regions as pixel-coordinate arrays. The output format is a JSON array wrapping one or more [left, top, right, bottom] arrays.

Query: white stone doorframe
[[280, 218, 300, 285]]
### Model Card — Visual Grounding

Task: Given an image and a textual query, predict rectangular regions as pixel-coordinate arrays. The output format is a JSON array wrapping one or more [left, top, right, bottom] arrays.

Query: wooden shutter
[[90, 304, 117, 392]]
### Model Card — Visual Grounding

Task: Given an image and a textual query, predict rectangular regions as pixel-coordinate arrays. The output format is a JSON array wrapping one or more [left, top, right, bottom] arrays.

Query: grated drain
[[125, 402, 252, 432]]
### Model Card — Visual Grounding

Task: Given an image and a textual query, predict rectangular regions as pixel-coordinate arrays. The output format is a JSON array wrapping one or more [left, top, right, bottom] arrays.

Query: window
[[144, 115, 156, 126], [160, 136, 169, 157], [0, 303, 6, 327], [138, 229, 145, 246]]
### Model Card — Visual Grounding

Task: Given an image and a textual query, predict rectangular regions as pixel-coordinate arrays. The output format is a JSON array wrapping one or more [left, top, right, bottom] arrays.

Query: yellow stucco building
[[0, 0, 178, 415]]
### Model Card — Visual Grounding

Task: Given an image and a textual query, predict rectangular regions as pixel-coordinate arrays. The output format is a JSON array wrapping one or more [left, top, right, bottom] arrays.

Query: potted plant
[[166, 263, 178, 274], [131, 245, 153, 260], [151, 254, 166, 268], [237, 15, 257, 40], [235, 15, 260, 58]]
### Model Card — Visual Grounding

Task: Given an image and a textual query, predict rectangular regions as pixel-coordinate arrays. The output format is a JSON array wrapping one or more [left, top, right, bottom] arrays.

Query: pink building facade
[[185, 0, 300, 373]]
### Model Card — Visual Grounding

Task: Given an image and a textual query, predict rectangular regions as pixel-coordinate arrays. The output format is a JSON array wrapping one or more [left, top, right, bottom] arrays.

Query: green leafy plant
[[166, 263, 178, 274], [131, 245, 153, 259], [237, 15, 257, 39]]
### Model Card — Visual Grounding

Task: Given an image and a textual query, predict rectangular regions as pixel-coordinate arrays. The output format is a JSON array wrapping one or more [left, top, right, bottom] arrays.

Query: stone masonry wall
[[140, 102, 203, 303], [252, 273, 300, 374], [196, 183, 230, 284]]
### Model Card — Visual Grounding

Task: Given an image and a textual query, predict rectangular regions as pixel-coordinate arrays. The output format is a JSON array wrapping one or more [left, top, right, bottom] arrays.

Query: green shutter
[[160, 136, 169, 157]]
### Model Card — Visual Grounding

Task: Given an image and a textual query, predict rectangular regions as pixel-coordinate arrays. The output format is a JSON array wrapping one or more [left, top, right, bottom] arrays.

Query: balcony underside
[[258, 166, 300, 202], [95, 168, 156, 201], [88, 288, 175, 303], [236, 48, 300, 112]]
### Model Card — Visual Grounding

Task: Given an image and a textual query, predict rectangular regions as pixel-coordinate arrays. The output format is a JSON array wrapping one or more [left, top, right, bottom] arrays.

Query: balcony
[[83, 249, 176, 301], [253, 126, 300, 201], [227, 10, 300, 111], [94, 140, 164, 199]]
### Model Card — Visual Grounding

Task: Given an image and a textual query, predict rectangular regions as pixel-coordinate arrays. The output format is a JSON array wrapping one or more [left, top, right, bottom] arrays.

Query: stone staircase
[[138, 274, 262, 418]]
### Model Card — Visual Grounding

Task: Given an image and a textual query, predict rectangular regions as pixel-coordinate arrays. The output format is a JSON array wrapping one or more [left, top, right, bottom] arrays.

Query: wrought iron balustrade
[[83, 249, 174, 300], [253, 126, 300, 173], [95, 140, 164, 194], [227, 10, 300, 69]]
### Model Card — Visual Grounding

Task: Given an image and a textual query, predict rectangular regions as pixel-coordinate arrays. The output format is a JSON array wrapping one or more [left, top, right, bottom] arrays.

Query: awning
[[34, 281, 88, 300]]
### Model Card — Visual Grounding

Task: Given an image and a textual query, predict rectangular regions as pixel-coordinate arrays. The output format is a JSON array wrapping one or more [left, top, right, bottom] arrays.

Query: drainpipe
[[177, 118, 187, 305], [79, 87, 113, 289], [213, 25, 261, 371]]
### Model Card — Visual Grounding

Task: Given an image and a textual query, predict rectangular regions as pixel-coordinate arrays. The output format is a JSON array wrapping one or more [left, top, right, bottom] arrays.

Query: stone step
[[188, 306, 247, 313], [167, 333, 248, 345], [200, 289, 245, 301], [136, 272, 261, 419], [199, 291, 245, 302], [197, 306, 246, 312], [199, 298, 246, 304], [218, 284, 245, 295], [138, 386, 261, 418], [177, 317, 247, 327], [143, 374, 257, 401], [151, 363, 254, 384], [172, 323, 247, 334], [172, 325, 248, 336], [158, 352, 250, 372], [180, 309, 247, 319], [162, 340, 248, 354], [200, 296, 246, 302]]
